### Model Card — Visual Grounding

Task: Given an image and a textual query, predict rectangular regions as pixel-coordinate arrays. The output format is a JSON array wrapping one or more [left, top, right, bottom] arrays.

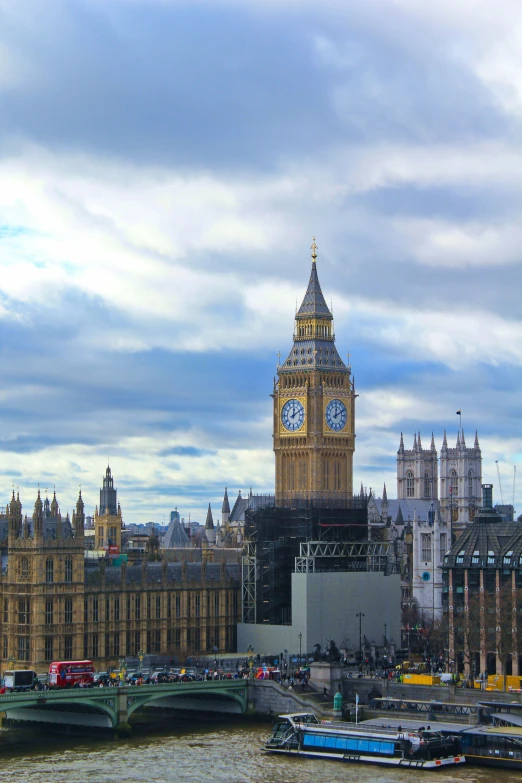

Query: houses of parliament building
[[0, 469, 239, 670]]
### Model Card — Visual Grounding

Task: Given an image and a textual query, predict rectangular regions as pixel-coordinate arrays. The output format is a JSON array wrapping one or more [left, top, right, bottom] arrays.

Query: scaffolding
[[241, 495, 372, 625], [295, 540, 391, 573], [242, 541, 257, 624]]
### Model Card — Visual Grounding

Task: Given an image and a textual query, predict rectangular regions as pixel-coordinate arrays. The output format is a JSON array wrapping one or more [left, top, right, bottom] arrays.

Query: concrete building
[[238, 571, 400, 658]]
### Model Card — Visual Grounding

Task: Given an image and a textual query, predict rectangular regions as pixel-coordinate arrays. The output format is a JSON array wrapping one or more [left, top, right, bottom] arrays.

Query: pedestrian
[[323, 686, 328, 697]]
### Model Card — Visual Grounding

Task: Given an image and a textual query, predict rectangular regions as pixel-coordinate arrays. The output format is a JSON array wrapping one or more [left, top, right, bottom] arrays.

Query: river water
[[0, 720, 519, 783]]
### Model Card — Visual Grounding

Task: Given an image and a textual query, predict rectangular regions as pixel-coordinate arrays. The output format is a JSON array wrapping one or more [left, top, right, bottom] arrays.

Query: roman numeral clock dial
[[281, 399, 305, 432], [325, 399, 347, 432]]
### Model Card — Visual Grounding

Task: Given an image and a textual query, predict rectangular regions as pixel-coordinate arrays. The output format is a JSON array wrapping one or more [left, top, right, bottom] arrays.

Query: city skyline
[[1, 0, 521, 522]]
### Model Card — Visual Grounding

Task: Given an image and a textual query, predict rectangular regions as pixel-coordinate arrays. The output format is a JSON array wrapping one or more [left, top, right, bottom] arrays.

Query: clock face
[[325, 399, 347, 432], [422, 571, 431, 582], [281, 399, 305, 432]]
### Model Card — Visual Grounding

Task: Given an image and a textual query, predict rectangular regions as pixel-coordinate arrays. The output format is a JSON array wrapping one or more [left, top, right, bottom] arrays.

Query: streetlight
[[356, 612, 365, 672], [298, 633, 302, 662], [384, 623, 387, 668], [119, 657, 127, 684], [247, 644, 254, 678], [138, 649, 145, 670]]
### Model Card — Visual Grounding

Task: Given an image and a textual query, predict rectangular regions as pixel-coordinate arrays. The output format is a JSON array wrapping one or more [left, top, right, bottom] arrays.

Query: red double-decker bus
[[48, 660, 94, 688]]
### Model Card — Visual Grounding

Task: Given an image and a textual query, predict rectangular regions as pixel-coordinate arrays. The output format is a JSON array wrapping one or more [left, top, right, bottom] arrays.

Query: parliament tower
[[273, 241, 356, 501]]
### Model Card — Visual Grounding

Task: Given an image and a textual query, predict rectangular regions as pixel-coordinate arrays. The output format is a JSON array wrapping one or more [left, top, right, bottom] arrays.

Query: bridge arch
[[126, 687, 247, 718], [0, 693, 118, 727]]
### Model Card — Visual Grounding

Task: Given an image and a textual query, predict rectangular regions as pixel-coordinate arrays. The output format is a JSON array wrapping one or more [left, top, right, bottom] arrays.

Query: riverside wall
[[246, 680, 335, 719], [341, 677, 522, 706], [246, 671, 522, 724]]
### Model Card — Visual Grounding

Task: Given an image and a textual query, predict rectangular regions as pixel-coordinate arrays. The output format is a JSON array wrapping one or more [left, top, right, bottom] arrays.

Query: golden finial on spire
[[311, 236, 318, 262]]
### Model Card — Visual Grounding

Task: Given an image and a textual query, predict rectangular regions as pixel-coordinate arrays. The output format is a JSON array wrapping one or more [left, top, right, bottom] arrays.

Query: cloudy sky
[[1, 0, 521, 523]]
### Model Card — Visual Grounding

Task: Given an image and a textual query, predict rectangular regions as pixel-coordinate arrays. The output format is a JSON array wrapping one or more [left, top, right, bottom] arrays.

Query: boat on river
[[264, 713, 465, 769], [364, 700, 522, 769]]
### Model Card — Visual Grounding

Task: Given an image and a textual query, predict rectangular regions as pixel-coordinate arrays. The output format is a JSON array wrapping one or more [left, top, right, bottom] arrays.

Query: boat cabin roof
[[278, 715, 431, 741], [362, 718, 466, 734]]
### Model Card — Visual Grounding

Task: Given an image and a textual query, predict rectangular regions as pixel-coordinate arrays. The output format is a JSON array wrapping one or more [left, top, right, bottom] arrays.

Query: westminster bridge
[[0, 679, 329, 733], [0, 680, 248, 733]]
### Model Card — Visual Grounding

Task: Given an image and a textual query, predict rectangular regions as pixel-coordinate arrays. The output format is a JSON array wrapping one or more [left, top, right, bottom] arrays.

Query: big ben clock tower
[[273, 240, 356, 502]]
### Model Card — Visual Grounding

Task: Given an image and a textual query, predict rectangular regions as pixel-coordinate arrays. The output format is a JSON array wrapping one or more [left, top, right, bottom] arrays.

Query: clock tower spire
[[273, 240, 355, 502]]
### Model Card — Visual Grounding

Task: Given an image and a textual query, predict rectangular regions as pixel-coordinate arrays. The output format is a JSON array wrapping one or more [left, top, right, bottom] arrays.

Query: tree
[[401, 599, 420, 653], [426, 613, 450, 670], [460, 592, 481, 683], [490, 581, 517, 679]]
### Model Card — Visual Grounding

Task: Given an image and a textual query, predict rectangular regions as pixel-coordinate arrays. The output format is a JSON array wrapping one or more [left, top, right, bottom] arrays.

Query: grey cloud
[[0, 0, 510, 169], [0, 2, 339, 169]]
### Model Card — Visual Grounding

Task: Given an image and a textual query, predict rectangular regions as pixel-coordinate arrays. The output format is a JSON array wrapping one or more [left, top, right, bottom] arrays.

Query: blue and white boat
[[264, 713, 465, 769]]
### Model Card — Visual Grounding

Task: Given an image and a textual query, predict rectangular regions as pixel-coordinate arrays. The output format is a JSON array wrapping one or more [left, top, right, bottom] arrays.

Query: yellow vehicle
[[402, 673, 441, 686]]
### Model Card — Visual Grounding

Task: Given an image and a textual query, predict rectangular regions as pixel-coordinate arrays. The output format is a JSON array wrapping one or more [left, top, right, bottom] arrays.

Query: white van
[[4, 670, 38, 691]]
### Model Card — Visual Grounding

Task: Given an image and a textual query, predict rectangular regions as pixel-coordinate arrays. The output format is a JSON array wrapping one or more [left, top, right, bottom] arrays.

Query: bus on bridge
[[49, 660, 94, 688]]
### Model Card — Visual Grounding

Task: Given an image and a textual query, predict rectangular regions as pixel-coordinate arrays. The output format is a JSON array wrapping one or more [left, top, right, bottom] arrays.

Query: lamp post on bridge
[[138, 649, 145, 670], [298, 633, 302, 663], [7, 654, 15, 671], [119, 658, 127, 684], [356, 612, 365, 673], [247, 644, 254, 678]]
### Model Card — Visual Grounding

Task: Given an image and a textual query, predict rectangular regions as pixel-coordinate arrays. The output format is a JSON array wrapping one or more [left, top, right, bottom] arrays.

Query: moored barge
[[264, 713, 465, 769]]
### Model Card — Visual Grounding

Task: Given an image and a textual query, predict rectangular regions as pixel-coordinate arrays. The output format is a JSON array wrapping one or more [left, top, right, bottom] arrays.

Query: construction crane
[[496, 461, 505, 505]]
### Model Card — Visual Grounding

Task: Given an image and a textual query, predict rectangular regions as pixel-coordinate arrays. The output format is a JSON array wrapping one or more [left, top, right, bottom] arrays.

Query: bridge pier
[[115, 688, 132, 737]]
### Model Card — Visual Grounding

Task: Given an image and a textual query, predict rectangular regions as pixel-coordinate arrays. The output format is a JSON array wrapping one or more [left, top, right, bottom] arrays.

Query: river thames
[[0, 720, 519, 783]]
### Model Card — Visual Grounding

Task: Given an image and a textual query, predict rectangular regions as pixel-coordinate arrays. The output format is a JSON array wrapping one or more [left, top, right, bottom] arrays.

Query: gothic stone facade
[[273, 246, 356, 501], [397, 430, 482, 535], [1, 490, 239, 671]]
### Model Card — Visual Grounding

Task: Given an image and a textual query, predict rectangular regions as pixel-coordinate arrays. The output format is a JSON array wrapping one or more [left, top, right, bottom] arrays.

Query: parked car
[[94, 673, 112, 686], [151, 672, 171, 684], [127, 671, 147, 684]]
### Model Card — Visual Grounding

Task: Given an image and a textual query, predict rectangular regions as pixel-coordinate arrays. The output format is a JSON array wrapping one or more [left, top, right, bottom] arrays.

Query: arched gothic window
[[468, 469, 473, 497], [65, 557, 73, 583], [19, 557, 29, 580], [45, 558, 54, 584], [424, 471, 430, 499], [450, 469, 458, 499], [406, 470, 414, 498]]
